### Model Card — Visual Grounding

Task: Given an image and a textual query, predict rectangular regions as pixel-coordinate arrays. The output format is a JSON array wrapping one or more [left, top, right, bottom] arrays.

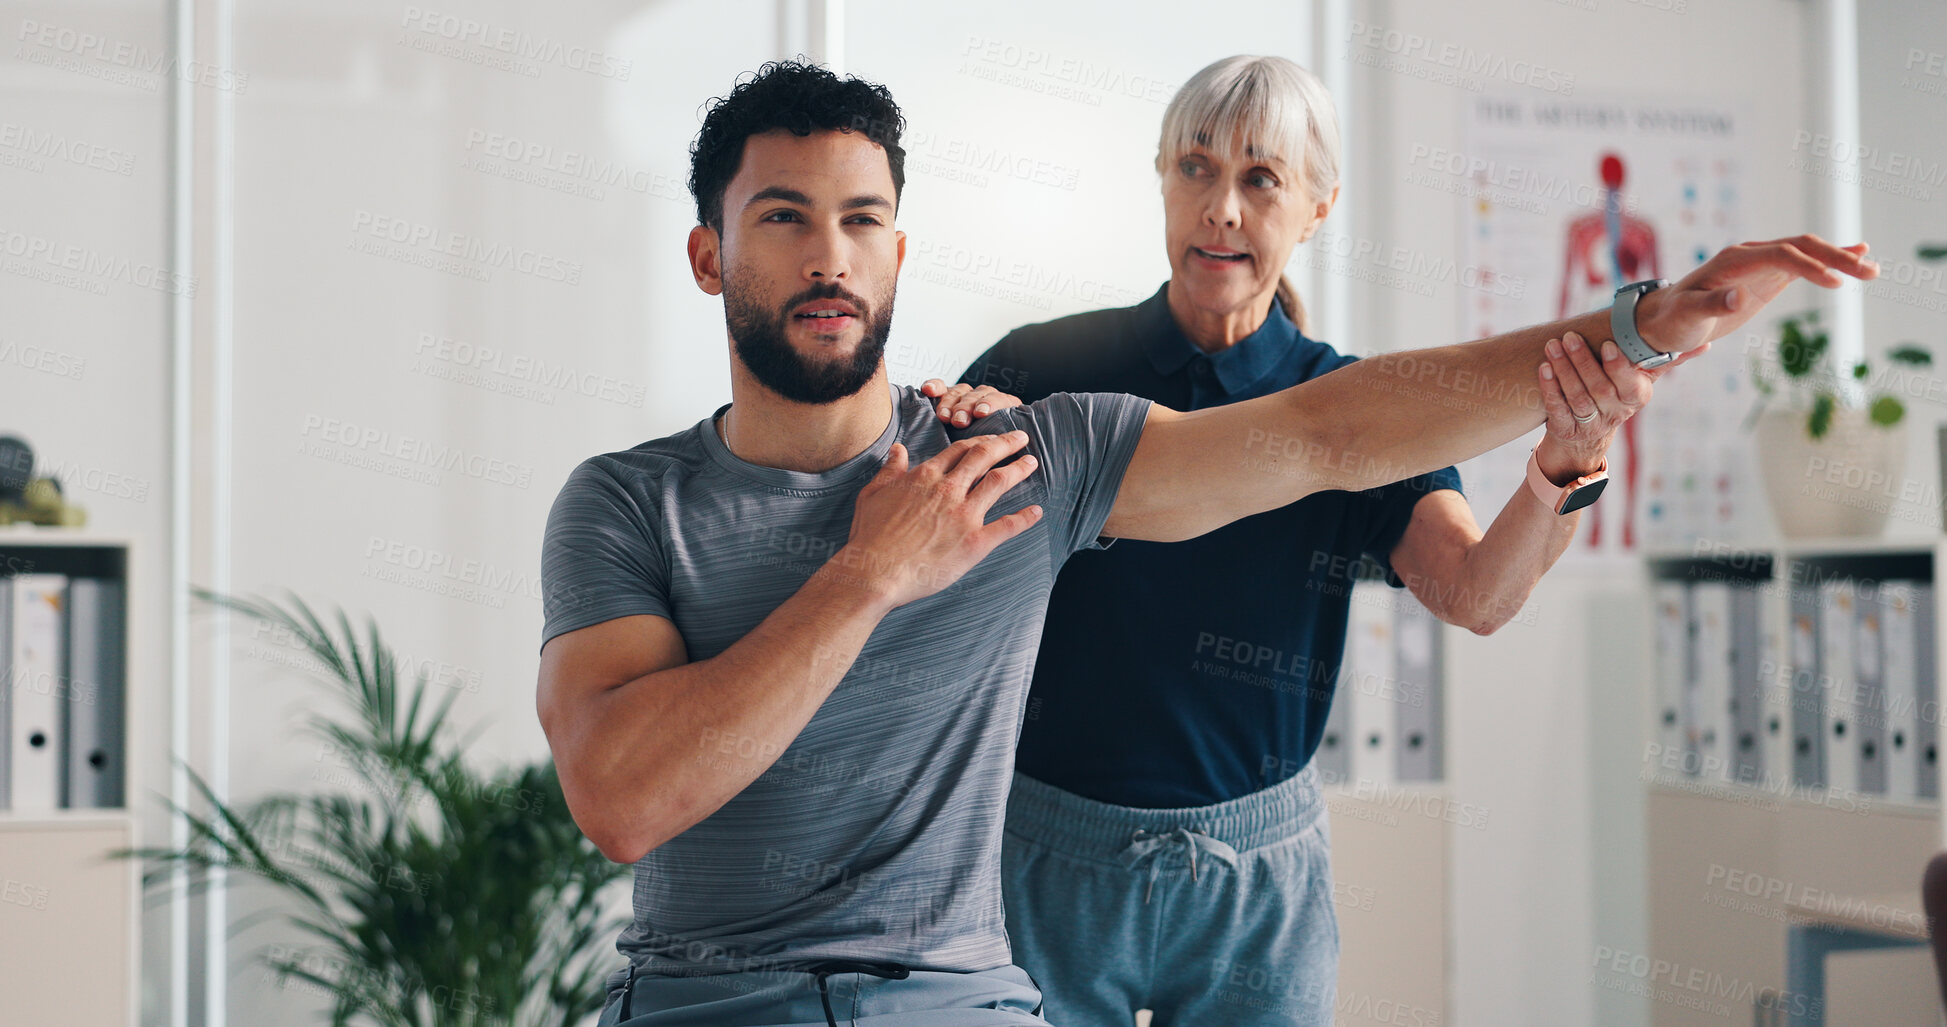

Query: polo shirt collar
[[1140, 282, 1299, 394]]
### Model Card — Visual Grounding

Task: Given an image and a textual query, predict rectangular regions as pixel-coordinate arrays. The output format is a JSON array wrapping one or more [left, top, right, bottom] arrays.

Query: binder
[[1316, 677, 1351, 788], [1394, 593, 1443, 782], [1819, 580, 1858, 795], [1652, 582, 1690, 768], [1728, 586, 1765, 785], [63, 578, 124, 809], [8, 574, 68, 813], [1854, 583, 1888, 795], [1789, 583, 1824, 788], [1758, 583, 1792, 791], [1691, 583, 1734, 781], [1328, 588, 1364, 789], [1880, 581, 1920, 803], [1346, 582, 1397, 789], [1918, 584, 1938, 801], [0, 578, 10, 808]]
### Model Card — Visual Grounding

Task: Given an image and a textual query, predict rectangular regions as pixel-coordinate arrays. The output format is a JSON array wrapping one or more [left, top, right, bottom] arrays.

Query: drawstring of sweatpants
[[1118, 826, 1241, 904], [802, 960, 911, 1027]]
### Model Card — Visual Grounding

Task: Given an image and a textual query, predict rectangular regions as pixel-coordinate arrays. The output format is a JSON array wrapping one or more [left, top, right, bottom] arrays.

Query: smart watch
[[1611, 278, 1674, 368], [1526, 446, 1609, 515]]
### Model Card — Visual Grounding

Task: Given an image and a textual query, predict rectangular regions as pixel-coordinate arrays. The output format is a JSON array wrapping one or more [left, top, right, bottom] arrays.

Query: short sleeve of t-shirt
[[964, 391, 1152, 570], [538, 457, 672, 655], [1359, 464, 1465, 588]]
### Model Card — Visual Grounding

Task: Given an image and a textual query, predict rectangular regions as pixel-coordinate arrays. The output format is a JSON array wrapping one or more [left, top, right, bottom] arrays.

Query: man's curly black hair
[[688, 58, 908, 233]]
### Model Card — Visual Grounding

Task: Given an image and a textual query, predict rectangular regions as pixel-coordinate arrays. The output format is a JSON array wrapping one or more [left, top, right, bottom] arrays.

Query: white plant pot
[[1753, 406, 1907, 539]]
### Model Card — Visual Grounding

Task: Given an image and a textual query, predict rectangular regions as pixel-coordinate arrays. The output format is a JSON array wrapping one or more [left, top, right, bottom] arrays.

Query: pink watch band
[[1526, 446, 1608, 514]]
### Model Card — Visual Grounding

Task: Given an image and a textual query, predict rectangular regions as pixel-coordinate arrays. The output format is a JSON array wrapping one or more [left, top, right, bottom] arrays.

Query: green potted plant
[[117, 589, 629, 1027], [1747, 307, 1932, 538]]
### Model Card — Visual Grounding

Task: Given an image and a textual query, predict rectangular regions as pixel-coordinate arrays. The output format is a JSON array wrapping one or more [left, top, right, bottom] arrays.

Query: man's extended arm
[[1100, 235, 1877, 543]]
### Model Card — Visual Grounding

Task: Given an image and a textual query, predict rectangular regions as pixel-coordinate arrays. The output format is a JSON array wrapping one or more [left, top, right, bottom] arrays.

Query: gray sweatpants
[[1000, 764, 1339, 1027]]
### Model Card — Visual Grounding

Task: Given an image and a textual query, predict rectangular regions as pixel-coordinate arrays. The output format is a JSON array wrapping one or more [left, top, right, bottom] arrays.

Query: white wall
[[0, 0, 177, 1019], [1858, 2, 1947, 539], [8, 0, 1944, 1025]]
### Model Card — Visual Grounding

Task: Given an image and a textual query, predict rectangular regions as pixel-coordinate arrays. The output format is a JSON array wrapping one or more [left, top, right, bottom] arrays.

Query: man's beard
[[724, 273, 895, 405]]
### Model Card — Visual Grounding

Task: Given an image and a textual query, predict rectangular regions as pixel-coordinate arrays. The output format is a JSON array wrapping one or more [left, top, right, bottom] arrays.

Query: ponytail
[[1274, 273, 1310, 335]]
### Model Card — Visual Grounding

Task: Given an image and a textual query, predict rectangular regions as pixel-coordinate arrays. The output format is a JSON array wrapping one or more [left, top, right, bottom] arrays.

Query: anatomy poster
[[1459, 91, 1754, 555]]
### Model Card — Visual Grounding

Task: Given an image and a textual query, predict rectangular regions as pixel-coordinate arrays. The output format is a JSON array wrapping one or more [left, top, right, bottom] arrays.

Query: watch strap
[[1611, 278, 1674, 368], [1526, 446, 1609, 515]]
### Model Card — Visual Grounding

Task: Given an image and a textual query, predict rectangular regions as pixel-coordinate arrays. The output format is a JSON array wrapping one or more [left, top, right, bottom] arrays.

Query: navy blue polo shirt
[[958, 283, 1463, 808]]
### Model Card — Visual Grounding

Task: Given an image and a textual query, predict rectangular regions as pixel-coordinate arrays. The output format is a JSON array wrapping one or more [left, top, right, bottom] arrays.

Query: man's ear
[[688, 224, 724, 296], [895, 229, 907, 276]]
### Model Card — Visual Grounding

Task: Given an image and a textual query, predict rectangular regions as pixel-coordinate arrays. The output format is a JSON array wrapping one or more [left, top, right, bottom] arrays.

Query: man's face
[[689, 127, 906, 404]]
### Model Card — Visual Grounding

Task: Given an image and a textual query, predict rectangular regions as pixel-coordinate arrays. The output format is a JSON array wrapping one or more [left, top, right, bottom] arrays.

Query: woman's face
[[1159, 137, 1331, 318]]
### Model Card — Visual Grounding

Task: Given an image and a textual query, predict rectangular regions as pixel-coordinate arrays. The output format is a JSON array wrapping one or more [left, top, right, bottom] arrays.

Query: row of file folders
[[1, 573, 126, 811], [1654, 577, 1939, 801], [1314, 580, 1445, 785]]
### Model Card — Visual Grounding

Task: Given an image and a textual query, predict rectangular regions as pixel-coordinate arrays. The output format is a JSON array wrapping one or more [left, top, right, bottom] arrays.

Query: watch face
[[1635, 350, 1677, 370], [1559, 477, 1608, 514]]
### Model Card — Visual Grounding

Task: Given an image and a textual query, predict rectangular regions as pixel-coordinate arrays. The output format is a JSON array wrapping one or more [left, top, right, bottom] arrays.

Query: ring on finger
[[1572, 410, 1597, 424]]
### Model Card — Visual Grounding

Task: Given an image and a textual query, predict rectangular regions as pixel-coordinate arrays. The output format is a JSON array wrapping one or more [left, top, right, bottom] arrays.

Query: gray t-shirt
[[539, 379, 1152, 984]]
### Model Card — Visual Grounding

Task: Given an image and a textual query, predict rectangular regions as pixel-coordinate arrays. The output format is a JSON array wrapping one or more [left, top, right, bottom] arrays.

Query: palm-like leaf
[[115, 589, 630, 1026]]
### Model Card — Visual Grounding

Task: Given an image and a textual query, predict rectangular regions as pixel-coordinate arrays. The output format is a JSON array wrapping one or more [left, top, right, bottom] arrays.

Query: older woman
[[923, 55, 1677, 1025]]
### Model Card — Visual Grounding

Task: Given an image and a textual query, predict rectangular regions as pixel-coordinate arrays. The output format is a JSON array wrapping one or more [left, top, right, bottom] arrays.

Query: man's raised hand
[[1638, 234, 1878, 358], [828, 431, 1042, 609]]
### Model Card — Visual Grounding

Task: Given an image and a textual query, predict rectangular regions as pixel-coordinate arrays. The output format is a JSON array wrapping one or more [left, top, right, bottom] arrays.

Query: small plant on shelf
[[1747, 307, 1932, 439]]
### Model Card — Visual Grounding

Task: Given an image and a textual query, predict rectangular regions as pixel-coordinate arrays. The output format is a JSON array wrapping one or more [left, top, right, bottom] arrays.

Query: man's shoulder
[[558, 423, 710, 497], [945, 389, 1151, 450]]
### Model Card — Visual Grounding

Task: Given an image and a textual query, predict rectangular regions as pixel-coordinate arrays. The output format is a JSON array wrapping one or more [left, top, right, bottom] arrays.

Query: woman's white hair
[[1156, 55, 1341, 332]]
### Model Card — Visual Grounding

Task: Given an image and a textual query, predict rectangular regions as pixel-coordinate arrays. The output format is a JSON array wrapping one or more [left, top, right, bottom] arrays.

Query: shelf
[[0, 539, 130, 578], [1778, 537, 1944, 558], [1645, 555, 1774, 584], [1645, 541, 1942, 585], [1641, 538, 1945, 561], [1786, 549, 1935, 585], [0, 809, 134, 831], [1644, 774, 1939, 819], [0, 519, 135, 1027], [0, 528, 135, 547]]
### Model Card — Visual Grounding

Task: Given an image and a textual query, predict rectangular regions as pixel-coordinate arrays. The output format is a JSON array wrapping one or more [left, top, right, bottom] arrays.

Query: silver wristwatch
[[1610, 278, 1673, 368]]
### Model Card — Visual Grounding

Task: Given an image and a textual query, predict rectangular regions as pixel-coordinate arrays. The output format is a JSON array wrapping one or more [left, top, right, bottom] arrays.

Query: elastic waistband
[[1004, 764, 1324, 861]]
